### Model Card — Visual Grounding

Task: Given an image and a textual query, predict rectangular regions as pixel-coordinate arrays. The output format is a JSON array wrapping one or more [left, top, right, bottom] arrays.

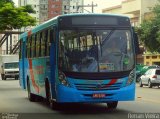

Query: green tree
[[136, 1, 160, 52], [0, 0, 14, 7], [0, 0, 36, 31]]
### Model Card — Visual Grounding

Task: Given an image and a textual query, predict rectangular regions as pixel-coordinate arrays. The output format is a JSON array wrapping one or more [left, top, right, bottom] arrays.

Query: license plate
[[92, 94, 106, 98]]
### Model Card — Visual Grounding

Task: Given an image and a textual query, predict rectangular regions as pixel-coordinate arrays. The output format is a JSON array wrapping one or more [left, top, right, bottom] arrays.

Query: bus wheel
[[15, 76, 19, 80], [1, 74, 6, 80], [27, 79, 35, 102], [107, 101, 118, 109]]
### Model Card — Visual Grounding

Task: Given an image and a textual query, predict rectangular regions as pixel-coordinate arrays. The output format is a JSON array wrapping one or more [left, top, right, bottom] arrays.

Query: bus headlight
[[126, 69, 135, 86], [58, 71, 69, 86]]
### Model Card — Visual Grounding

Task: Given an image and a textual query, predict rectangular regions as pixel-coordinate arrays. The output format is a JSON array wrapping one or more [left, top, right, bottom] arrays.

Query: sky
[[13, 0, 124, 13], [13, 0, 18, 6]]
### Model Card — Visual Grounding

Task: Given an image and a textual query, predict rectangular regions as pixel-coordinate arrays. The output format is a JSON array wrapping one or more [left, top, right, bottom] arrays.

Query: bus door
[[49, 26, 57, 98], [19, 39, 26, 89]]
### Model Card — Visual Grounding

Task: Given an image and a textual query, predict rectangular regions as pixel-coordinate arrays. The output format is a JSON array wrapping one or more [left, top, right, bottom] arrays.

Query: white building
[[19, 0, 48, 25], [62, 0, 84, 14]]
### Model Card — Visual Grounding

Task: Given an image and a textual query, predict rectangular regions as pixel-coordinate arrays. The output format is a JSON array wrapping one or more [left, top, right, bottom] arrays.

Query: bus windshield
[[59, 29, 134, 73]]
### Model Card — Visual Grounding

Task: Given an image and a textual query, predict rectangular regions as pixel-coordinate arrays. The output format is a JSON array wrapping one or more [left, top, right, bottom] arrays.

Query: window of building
[[52, 5, 55, 8], [152, 56, 157, 59], [146, 56, 150, 59], [64, 5, 67, 10]]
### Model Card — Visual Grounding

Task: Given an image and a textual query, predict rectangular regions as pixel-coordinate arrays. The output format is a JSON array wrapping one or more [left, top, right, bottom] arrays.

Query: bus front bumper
[[56, 83, 135, 103]]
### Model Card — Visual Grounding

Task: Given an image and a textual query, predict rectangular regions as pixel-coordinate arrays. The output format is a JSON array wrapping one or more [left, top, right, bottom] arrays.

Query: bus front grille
[[74, 83, 122, 91]]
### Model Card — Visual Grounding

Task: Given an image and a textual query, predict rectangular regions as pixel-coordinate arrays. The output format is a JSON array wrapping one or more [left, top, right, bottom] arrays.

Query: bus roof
[[19, 13, 130, 40]]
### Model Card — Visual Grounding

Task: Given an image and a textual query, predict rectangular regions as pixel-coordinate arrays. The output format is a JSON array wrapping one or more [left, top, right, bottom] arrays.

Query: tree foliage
[[0, 0, 36, 31], [136, 0, 160, 52], [0, 0, 14, 7]]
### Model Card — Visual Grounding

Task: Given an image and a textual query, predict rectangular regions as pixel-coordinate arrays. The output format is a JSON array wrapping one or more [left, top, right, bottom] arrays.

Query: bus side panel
[[32, 57, 50, 98], [25, 58, 40, 95], [24, 57, 50, 97]]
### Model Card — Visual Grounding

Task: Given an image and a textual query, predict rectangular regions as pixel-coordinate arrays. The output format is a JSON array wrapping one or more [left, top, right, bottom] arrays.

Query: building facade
[[0, 32, 19, 55], [48, 0, 84, 19], [143, 53, 160, 66], [62, 0, 83, 14], [39, 0, 48, 23], [19, 0, 84, 24], [102, 0, 158, 27], [19, 0, 48, 24], [48, 0, 62, 19]]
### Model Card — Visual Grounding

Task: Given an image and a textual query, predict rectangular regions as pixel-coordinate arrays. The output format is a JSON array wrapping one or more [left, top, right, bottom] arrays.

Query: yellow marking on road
[[136, 97, 160, 104], [137, 96, 142, 98]]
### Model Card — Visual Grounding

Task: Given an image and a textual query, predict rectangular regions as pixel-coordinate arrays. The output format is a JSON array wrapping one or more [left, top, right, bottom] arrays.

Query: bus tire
[[1, 74, 6, 80], [15, 76, 19, 80], [27, 78, 36, 102], [107, 101, 118, 109]]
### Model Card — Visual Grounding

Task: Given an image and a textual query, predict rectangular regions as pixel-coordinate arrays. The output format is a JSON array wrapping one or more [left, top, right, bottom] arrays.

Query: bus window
[[41, 31, 46, 57], [34, 34, 37, 57], [39, 32, 42, 57], [44, 30, 48, 56], [26, 38, 28, 58], [36, 33, 41, 57], [46, 29, 50, 56], [27, 37, 31, 58], [19, 40, 22, 59], [31, 35, 36, 58]]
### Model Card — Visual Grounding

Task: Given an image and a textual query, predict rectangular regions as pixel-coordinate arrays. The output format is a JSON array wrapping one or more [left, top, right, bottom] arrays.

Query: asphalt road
[[0, 79, 160, 119]]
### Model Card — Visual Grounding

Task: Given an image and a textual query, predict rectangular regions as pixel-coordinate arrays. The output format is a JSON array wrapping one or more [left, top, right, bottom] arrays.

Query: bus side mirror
[[134, 32, 140, 55], [132, 27, 140, 54]]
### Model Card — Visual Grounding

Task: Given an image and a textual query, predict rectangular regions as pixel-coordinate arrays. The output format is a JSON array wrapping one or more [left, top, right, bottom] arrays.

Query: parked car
[[139, 68, 160, 88], [0, 61, 19, 80], [136, 65, 160, 82]]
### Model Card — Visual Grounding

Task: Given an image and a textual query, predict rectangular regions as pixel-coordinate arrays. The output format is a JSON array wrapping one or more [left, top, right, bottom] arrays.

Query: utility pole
[[91, 1, 96, 13], [77, 1, 97, 13]]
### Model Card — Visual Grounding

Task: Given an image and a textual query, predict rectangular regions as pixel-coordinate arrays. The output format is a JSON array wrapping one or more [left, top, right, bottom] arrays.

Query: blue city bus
[[19, 14, 138, 109]]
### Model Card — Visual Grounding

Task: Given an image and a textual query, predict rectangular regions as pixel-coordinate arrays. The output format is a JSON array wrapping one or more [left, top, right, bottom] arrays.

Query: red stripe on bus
[[103, 79, 118, 88], [29, 59, 39, 93], [28, 30, 32, 36]]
